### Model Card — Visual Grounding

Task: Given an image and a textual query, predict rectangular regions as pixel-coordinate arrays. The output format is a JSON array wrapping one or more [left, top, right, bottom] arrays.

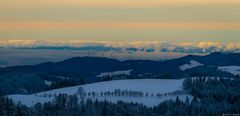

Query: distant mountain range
[[1, 52, 240, 95]]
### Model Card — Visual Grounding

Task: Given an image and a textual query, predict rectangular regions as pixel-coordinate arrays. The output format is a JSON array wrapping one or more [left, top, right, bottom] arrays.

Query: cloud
[[197, 42, 224, 49], [0, 39, 239, 54]]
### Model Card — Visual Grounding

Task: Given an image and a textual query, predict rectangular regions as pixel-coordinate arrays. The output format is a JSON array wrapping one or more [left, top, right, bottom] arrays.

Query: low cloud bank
[[0, 40, 239, 54]]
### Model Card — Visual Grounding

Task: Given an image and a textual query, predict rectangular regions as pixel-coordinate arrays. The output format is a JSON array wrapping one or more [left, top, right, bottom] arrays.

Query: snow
[[190, 77, 235, 82], [8, 95, 52, 106], [56, 76, 70, 80], [19, 88, 28, 93], [234, 49, 240, 53], [218, 66, 240, 76], [8, 79, 192, 107], [97, 69, 132, 77], [44, 80, 52, 86], [179, 60, 203, 71]]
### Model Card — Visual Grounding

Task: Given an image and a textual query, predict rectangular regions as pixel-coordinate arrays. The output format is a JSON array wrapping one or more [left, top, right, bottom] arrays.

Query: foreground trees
[[1, 92, 239, 116], [183, 77, 240, 114]]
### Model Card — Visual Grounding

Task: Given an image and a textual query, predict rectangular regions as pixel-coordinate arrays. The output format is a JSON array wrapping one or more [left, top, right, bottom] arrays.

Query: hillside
[[8, 79, 192, 107], [1, 52, 240, 95]]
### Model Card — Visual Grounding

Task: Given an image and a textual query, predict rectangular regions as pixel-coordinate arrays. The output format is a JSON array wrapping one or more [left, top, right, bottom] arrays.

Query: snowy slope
[[8, 79, 192, 107], [44, 80, 52, 86], [179, 60, 203, 71], [233, 49, 240, 53], [218, 66, 240, 76], [97, 69, 132, 77]]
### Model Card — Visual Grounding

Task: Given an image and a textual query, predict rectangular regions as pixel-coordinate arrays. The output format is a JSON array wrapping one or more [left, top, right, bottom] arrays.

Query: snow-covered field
[[218, 66, 240, 76], [97, 69, 132, 77], [179, 60, 203, 71], [8, 79, 192, 107], [44, 80, 52, 86]]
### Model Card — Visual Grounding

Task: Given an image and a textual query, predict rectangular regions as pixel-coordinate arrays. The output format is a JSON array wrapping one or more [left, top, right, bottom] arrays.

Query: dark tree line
[[97, 75, 136, 82], [45, 78, 85, 91], [0, 94, 216, 116], [96, 74, 184, 82]]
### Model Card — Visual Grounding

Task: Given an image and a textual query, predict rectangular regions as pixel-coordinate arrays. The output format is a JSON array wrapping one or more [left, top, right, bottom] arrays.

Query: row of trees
[[36, 87, 186, 99], [77, 87, 186, 98]]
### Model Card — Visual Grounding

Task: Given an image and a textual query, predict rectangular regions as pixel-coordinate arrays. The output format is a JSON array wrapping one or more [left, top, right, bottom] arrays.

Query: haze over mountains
[[0, 48, 187, 67]]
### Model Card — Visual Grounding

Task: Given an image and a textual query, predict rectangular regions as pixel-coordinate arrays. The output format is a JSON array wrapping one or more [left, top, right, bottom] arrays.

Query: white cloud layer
[[0, 39, 239, 53]]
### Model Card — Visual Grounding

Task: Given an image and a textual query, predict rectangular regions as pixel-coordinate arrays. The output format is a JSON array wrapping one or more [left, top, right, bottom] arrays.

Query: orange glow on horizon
[[0, 22, 240, 30]]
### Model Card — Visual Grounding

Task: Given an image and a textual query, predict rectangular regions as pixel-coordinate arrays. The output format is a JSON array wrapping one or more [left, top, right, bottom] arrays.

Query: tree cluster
[[183, 77, 240, 114]]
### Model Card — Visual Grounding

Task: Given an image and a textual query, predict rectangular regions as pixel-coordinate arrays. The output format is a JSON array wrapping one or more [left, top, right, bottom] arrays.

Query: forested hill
[[0, 52, 240, 95], [3, 52, 240, 78]]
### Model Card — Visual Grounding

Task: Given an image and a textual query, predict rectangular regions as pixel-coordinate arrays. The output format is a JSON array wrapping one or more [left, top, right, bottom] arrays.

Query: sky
[[0, 0, 240, 44]]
